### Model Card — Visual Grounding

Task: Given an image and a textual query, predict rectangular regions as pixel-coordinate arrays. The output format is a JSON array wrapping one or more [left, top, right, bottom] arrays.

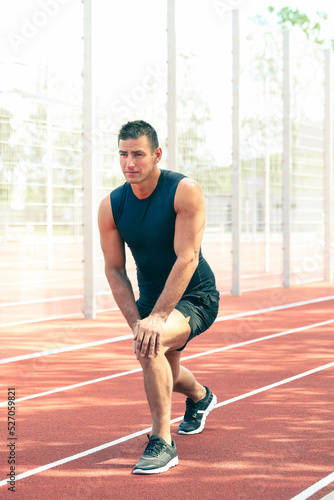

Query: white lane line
[[290, 472, 334, 500], [0, 295, 83, 308], [215, 295, 334, 322], [1, 294, 334, 366], [0, 360, 333, 488], [214, 361, 334, 409], [0, 312, 83, 329], [0, 369, 142, 407], [0, 426, 152, 488], [1, 317, 333, 407], [0, 334, 133, 365], [182, 318, 334, 362]]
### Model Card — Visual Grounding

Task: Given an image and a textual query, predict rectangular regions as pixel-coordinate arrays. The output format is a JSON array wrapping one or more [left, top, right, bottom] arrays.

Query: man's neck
[[131, 168, 161, 199]]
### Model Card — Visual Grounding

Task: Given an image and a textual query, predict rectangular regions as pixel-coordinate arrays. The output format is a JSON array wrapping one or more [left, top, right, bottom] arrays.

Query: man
[[98, 120, 219, 474]]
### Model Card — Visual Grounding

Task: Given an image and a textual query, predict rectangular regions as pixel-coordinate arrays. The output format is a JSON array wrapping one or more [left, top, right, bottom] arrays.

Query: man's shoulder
[[109, 182, 129, 225], [160, 169, 187, 192], [162, 169, 186, 182], [174, 176, 204, 212], [109, 182, 129, 206], [110, 182, 127, 197]]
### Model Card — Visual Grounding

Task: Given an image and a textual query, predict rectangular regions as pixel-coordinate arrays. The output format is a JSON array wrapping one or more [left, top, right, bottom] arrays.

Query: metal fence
[[288, 30, 328, 286], [0, 2, 333, 326], [0, 60, 83, 325]]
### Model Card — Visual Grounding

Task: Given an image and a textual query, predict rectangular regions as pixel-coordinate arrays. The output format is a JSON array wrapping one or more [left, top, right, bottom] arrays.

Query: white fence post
[[232, 9, 241, 296], [46, 68, 53, 271], [283, 30, 291, 288], [167, 0, 177, 171], [324, 48, 333, 282], [83, 0, 96, 319], [264, 76, 270, 272]]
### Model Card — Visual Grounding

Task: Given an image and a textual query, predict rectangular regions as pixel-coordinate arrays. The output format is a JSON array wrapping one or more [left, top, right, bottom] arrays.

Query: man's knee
[[136, 348, 167, 370]]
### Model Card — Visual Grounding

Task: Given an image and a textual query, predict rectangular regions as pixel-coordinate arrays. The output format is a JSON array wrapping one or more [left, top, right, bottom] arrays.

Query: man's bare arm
[[98, 195, 140, 331]]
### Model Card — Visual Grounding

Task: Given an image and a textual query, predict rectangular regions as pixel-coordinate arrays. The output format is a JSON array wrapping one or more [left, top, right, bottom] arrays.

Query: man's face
[[118, 135, 161, 185]]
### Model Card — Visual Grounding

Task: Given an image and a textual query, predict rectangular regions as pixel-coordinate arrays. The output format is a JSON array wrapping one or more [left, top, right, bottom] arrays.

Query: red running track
[[0, 283, 333, 499]]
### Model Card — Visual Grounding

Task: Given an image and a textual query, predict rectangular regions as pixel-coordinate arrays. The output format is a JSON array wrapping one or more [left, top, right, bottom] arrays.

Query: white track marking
[[181, 318, 334, 362], [0, 334, 132, 365], [1, 295, 333, 365], [0, 361, 333, 487], [290, 472, 334, 500], [0, 318, 333, 407], [214, 361, 334, 409], [0, 369, 142, 407], [0, 426, 152, 487], [215, 295, 334, 322]]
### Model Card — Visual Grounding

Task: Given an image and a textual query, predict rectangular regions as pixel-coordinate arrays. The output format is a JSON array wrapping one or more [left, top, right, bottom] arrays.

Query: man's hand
[[132, 315, 164, 358]]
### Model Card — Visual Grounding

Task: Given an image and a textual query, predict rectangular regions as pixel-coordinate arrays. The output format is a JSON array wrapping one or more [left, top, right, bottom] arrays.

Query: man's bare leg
[[166, 350, 206, 402], [137, 310, 192, 444], [138, 352, 173, 444], [166, 347, 217, 436]]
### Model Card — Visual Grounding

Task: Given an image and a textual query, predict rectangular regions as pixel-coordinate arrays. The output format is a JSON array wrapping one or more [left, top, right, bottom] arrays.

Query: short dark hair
[[118, 120, 159, 152]]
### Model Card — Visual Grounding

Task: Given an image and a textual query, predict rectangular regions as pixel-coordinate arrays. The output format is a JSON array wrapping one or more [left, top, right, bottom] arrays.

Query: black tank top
[[110, 169, 216, 309]]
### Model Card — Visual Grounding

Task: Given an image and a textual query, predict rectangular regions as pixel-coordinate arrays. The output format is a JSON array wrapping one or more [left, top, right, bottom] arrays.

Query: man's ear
[[154, 147, 162, 163]]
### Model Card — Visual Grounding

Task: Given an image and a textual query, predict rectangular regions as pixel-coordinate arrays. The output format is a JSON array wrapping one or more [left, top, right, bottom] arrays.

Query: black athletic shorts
[[136, 286, 220, 352]]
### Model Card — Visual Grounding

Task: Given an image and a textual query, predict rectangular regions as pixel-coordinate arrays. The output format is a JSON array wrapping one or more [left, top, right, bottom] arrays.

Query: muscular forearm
[[106, 268, 140, 329], [151, 254, 199, 321]]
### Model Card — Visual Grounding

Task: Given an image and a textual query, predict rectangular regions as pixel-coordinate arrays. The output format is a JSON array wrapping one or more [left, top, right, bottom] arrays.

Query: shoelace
[[142, 435, 166, 457], [184, 398, 199, 420]]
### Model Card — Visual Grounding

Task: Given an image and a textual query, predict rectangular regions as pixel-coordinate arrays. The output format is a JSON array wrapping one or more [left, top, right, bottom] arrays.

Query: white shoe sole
[[178, 393, 217, 435], [133, 455, 179, 474]]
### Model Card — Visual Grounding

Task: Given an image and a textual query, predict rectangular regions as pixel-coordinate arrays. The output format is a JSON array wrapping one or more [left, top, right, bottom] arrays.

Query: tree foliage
[[268, 6, 334, 49]]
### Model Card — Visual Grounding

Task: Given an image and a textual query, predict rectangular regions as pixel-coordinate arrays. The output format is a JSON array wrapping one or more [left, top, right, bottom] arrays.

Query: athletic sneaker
[[178, 386, 217, 435], [133, 434, 179, 474]]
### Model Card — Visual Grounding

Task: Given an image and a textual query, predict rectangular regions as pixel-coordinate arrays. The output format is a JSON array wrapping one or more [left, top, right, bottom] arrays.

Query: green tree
[[267, 6, 334, 49]]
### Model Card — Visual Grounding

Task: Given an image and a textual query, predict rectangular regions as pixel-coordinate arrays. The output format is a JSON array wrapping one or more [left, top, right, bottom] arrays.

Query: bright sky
[[1, 0, 333, 162], [1, 0, 333, 84]]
